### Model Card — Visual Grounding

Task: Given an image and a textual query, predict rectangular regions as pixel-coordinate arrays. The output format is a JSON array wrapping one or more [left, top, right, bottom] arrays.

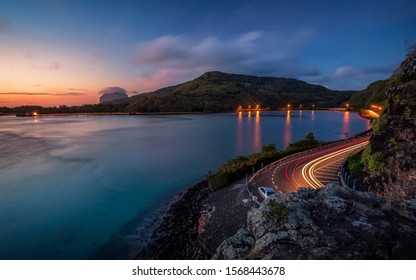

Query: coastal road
[[252, 137, 369, 196]]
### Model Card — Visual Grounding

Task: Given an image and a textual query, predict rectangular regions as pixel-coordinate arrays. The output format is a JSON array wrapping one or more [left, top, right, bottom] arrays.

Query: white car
[[258, 187, 276, 199]]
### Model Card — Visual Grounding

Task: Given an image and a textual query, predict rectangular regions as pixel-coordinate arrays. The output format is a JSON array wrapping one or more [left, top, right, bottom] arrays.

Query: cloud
[[24, 51, 36, 59], [89, 50, 105, 64], [49, 62, 62, 70], [98, 87, 127, 95], [238, 31, 263, 43], [131, 30, 317, 91], [0, 16, 11, 34], [307, 64, 395, 90], [67, 87, 87, 91], [0, 92, 86, 96]]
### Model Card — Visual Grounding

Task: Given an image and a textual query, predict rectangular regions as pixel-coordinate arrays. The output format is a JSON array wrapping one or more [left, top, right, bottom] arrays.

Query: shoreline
[[135, 181, 211, 259], [9, 109, 361, 118], [135, 128, 373, 259]]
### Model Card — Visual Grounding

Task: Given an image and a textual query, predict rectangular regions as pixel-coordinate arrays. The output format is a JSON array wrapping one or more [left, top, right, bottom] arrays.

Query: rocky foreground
[[214, 186, 416, 260]]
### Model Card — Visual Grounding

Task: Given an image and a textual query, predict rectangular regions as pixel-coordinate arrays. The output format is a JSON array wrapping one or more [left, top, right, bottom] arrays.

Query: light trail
[[301, 141, 368, 189]]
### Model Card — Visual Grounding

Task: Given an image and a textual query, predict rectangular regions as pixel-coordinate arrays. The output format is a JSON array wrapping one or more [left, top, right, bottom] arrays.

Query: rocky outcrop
[[99, 92, 128, 103], [365, 46, 416, 199], [213, 186, 416, 260], [135, 181, 211, 259]]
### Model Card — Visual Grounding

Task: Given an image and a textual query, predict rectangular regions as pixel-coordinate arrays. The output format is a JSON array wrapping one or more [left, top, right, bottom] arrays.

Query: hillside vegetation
[[1, 71, 355, 114], [347, 79, 389, 109], [361, 46, 416, 199], [125, 71, 354, 113]]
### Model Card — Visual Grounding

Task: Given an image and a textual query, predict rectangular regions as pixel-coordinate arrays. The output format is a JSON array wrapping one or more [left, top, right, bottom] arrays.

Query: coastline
[[8, 109, 361, 118], [135, 128, 373, 260], [135, 177, 254, 260], [135, 181, 211, 259]]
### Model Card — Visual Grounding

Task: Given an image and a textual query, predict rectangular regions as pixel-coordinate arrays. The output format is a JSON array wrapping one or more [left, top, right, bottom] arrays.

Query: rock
[[136, 181, 211, 260], [213, 228, 254, 260], [99, 92, 128, 103], [213, 186, 416, 260]]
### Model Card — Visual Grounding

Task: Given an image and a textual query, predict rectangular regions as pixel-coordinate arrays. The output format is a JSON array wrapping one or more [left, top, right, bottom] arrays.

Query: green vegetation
[[347, 79, 389, 110], [372, 113, 388, 133], [126, 71, 354, 113], [2, 71, 355, 114], [361, 146, 384, 176], [206, 144, 282, 191], [286, 132, 320, 153], [206, 133, 323, 191], [266, 200, 289, 225], [6, 103, 128, 115], [347, 153, 364, 174]]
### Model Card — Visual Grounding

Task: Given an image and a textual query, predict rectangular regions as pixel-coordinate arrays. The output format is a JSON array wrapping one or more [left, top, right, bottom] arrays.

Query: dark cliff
[[363, 47, 416, 200]]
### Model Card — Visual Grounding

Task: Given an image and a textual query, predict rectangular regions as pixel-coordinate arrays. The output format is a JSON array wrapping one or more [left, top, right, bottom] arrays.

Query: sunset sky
[[1, 0, 415, 106]]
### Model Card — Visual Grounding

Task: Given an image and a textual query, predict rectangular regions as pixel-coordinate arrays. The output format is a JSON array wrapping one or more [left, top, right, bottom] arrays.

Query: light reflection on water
[[0, 112, 370, 259], [284, 110, 292, 147]]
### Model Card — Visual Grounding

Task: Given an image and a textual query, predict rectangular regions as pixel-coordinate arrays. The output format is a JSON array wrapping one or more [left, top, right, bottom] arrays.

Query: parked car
[[258, 187, 276, 200]]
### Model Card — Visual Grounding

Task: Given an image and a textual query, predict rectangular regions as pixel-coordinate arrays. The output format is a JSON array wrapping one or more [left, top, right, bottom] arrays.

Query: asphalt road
[[252, 137, 369, 197]]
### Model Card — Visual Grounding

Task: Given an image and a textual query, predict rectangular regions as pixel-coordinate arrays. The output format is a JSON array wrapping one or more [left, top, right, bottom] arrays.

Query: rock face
[[99, 92, 128, 103], [213, 186, 416, 260], [136, 181, 211, 259], [366, 47, 416, 199]]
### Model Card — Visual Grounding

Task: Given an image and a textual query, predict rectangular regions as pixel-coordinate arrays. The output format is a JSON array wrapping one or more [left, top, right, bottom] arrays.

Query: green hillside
[[124, 71, 355, 113], [347, 79, 389, 109]]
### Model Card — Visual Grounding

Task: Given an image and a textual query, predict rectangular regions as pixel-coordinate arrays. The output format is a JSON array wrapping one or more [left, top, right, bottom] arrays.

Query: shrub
[[361, 146, 384, 176], [347, 153, 364, 174], [372, 113, 388, 133], [266, 200, 289, 225]]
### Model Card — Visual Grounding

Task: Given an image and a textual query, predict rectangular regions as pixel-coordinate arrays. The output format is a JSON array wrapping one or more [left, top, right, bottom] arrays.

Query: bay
[[0, 111, 370, 259]]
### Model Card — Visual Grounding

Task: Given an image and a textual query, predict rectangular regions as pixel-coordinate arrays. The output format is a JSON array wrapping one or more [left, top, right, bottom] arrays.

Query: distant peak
[[200, 71, 227, 79]]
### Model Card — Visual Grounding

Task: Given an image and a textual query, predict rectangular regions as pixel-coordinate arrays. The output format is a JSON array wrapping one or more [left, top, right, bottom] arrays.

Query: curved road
[[252, 137, 369, 196]]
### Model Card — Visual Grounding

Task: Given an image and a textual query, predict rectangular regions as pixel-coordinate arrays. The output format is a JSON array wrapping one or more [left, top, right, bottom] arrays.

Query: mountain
[[121, 71, 355, 112], [99, 92, 128, 103]]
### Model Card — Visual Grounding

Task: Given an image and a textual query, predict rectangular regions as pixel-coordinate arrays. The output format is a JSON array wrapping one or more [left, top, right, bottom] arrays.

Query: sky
[[0, 0, 415, 106]]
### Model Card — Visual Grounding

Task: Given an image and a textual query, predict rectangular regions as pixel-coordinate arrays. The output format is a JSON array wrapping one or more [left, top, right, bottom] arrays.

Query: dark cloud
[[0, 92, 86, 96], [98, 87, 127, 95], [132, 30, 314, 75], [131, 30, 317, 90], [306, 64, 396, 90]]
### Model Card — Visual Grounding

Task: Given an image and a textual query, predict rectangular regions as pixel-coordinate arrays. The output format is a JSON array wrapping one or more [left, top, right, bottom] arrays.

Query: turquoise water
[[0, 111, 370, 259]]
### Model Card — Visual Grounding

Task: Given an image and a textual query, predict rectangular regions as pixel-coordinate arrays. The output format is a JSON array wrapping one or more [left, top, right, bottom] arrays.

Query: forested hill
[[347, 79, 390, 109], [122, 71, 355, 112]]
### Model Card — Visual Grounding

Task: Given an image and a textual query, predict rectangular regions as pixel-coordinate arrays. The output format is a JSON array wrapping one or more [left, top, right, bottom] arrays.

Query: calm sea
[[0, 111, 370, 259]]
